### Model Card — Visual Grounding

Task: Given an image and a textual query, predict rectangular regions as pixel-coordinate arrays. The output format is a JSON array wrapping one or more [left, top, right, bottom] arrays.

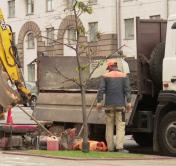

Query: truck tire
[[149, 42, 165, 88], [133, 133, 153, 147], [159, 111, 176, 156]]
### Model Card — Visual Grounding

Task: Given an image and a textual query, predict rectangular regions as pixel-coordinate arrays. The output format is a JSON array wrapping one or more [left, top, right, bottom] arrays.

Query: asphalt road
[[0, 152, 176, 166], [0, 106, 36, 124]]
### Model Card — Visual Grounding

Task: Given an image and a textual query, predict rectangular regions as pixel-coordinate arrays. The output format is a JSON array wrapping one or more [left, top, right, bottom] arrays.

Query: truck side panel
[[128, 18, 167, 132], [136, 17, 167, 95]]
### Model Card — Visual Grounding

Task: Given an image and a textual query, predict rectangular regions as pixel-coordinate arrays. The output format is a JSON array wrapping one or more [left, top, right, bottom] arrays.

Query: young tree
[[71, 0, 93, 152], [40, 0, 96, 152], [39, 0, 124, 152]]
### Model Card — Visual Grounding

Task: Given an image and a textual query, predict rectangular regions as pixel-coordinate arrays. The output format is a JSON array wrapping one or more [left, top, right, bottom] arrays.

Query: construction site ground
[[0, 107, 175, 163]]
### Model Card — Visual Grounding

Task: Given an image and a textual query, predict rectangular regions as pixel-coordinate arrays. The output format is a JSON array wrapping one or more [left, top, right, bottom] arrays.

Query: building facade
[[120, 0, 176, 57], [0, 0, 175, 81]]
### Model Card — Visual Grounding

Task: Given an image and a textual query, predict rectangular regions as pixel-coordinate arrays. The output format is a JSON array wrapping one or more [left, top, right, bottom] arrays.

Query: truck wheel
[[30, 96, 37, 110], [159, 111, 176, 156], [133, 133, 153, 147], [149, 42, 165, 88]]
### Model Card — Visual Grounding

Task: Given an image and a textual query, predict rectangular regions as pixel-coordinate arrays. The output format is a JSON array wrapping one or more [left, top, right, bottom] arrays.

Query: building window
[[150, 15, 161, 20], [12, 32, 16, 45], [46, 0, 53, 12], [27, 0, 34, 15], [89, 22, 98, 42], [27, 33, 35, 49], [46, 27, 54, 46], [88, 0, 97, 5], [124, 18, 134, 40], [8, 0, 15, 18], [28, 63, 35, 82], [68, 27, 77, 44], [66, 0, 75, 9]]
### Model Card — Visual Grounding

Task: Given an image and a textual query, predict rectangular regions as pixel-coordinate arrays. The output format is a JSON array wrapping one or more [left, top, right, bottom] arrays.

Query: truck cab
[[129, 16, 176, 156], [163, 15, 176, 91], [153, 15, 176, 156]]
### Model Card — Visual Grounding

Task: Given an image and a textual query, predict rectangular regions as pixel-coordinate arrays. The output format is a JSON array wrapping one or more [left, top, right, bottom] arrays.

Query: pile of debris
[[0, 107, 107, 152], [38, 128, 107, 152], [0, 124, 107, 152]]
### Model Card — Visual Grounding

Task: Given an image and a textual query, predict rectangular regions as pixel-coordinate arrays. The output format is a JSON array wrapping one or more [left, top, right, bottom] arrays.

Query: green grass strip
[[28, 150, 144, 159]]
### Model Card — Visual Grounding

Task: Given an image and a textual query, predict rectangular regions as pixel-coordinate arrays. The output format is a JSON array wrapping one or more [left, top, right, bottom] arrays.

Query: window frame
[[66, 0, 75, 9], [88, 22, 98, 42], [26, 0, 34, 15], [124, 18, 134, 40], [28, 63, 35, 82], [88, 0, 97, 5], [8, 0, 15, 18], [46, 0, 54, 12], [27, 32, 35, 49], [12, 32, 16, 45], [67, 27, 77, 45], [46, 27, 54, 46]]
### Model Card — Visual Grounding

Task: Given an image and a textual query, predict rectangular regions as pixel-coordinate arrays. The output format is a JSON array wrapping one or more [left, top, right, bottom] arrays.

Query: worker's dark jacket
[[97, 69, 131, 107]]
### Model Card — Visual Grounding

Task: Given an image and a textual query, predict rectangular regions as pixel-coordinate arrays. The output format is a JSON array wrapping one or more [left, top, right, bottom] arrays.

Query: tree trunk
[[80, 84, 89, 152]]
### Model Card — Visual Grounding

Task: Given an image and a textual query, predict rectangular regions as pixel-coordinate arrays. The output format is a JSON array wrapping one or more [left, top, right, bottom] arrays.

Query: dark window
[[8, 0, 15, 18]]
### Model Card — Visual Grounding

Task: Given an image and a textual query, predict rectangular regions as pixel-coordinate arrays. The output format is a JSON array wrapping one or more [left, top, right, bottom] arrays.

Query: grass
[[27, 150, 144, 159]]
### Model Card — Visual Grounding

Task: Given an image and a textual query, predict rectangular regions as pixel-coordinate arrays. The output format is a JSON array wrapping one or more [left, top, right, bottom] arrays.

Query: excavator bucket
[[0, 67, 20, 108]]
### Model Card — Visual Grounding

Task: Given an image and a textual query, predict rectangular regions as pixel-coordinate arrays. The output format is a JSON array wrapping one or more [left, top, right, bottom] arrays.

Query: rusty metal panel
[[34, 92, 103, 124], [34, 105, 105, 124], [136, 18, 167, 95], [34, 92, 137, 124], [38, 56, 90, 91], [37, 56, 137, 91], [36, 92, 97, 106]]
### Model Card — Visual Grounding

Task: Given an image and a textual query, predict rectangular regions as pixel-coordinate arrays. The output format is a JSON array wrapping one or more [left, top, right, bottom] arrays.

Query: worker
[[96, 59, 132, 152]]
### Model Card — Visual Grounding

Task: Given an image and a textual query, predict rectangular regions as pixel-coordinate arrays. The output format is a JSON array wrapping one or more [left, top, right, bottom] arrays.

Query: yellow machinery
[[0, 9, 31, 113]]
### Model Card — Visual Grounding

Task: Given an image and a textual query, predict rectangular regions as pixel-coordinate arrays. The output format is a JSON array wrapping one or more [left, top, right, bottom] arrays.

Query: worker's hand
[[96, 103, 102, 111], [126, 103, 132, 113]]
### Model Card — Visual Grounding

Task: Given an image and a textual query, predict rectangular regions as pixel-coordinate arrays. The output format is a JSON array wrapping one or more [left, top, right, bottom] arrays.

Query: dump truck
[[34, 16, 176, 155]]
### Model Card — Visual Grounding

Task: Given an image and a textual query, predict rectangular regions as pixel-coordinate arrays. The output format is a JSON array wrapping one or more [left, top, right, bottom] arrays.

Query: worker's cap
[[106, 59, 117, 69]]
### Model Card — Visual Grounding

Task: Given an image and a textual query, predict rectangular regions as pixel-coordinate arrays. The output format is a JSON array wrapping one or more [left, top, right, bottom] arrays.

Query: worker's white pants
[[105, 109, 125, 151]]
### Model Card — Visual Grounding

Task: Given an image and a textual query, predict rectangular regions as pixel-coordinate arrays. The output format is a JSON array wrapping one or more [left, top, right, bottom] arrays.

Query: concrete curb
[[2, 151, 175, 161]]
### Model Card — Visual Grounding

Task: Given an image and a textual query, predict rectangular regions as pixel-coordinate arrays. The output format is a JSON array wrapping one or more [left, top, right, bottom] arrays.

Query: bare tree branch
[[87, 44, 126, 80], [55, 67, 80, 87], [38, 35, 77, 51]]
